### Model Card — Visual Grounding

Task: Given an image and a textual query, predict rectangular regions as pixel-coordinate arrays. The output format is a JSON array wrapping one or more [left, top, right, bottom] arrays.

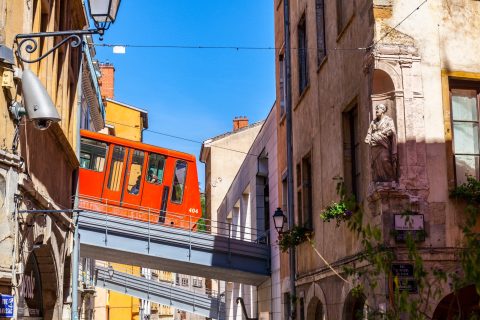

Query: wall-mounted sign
[[395, 279, 418, 294], [391, 263, 418, 294], [394, 214, 425, 242], [392, 264, 414, 277], [0, 294, 14, 318], [17, 253, 43, 318]]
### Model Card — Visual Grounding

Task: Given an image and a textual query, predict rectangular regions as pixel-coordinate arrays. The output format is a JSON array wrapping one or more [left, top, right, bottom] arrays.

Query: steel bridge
[[95, 266, 226, 319], [78, 210, 271, 285]]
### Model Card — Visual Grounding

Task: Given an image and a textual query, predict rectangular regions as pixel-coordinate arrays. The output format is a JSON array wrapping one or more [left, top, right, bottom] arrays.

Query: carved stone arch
[[432, 285, 480, 320], [372, 68, 398, 127], [305, 282, 327, 320], [341, 289, 367, 320], [373, 60, 402, 92]]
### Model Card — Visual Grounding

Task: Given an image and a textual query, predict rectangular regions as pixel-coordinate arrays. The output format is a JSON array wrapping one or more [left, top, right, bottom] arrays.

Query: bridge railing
[[76, 195, 270, 244]]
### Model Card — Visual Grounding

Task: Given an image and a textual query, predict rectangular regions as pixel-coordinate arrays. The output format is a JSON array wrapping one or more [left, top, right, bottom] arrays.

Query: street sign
[[0, 294, 14, 318], [395, 279, 418, 294], [391, 263, 418, 294], [394, 214, 425, 242], [392, 264, 414, 277]]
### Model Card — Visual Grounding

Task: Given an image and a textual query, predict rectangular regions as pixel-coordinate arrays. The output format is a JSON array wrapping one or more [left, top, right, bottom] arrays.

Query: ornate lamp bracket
[[15, 29, 101, 64]]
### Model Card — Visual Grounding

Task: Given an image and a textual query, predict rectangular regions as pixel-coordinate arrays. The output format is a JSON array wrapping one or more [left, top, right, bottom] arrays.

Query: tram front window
[[80, 138, 107, 172], [171, 160, 187, 203]]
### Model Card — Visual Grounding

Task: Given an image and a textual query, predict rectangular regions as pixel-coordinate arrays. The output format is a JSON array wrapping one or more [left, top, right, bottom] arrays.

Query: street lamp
[[273, 207, 287, 234], [15, 0, 121, 64], [88, 0, 122, 32]]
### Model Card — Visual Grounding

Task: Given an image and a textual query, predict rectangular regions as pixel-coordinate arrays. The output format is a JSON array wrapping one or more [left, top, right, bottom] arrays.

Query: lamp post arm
[[14, 29, 102, 64]]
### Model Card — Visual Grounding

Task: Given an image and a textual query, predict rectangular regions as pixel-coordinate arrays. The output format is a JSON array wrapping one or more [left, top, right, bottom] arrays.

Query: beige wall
[[202, 122, 263, 233], [216, 106, 278, 320], [274, 0, 480, 318]]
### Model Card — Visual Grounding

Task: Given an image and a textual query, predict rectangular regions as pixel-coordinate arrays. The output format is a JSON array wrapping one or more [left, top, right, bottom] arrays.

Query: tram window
[[80, 138, 107, 172], [127, 150, 145, 195], [147, 153, 166, 185], [171, 160, 187, 203], [107, 146, 125, 191]]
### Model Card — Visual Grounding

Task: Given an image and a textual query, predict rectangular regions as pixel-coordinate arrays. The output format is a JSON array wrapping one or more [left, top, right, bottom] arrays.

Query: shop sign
[[394, 214, 425, 242], [17, 253, 43, 318], [0, 294, 14, 318]]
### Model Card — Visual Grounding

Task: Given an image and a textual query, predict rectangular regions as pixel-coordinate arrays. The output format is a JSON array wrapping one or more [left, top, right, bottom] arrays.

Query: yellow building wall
[[105, 100, 144, 141], [101, 102, 144, 319], [108, 264, 141, 320]]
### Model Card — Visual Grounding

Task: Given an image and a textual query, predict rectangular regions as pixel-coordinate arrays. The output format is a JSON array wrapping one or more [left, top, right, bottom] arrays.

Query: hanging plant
[[320, 201, 353, 226], [277, 225, 311, 252]]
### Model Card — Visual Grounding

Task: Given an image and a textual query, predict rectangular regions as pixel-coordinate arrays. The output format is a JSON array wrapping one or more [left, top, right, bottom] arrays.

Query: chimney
[[233, 116, 249, 131], [99, 62, 115, 100]]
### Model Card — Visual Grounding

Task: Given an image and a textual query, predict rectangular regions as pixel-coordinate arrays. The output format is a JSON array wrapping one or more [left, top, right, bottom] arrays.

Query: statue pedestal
[[366, 181, 429, 245]]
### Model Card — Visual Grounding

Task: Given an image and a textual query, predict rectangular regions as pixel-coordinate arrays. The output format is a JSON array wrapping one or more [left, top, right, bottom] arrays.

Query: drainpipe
[[71, 41, 84, 320], [283, 0, 297, 319]]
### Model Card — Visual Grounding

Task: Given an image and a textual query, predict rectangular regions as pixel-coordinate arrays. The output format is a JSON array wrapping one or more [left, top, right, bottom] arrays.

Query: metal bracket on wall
[[236, 297, 258, 320]]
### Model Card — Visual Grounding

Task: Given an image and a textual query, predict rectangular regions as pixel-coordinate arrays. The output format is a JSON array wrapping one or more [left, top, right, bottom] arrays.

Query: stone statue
[[365, 104, 397, 182]]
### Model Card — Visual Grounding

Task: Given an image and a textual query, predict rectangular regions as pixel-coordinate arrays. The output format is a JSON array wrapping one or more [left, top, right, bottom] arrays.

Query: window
[[175, 274, 180, 286], [127, 150, 145, 195], [192, 278, 203, 288], [282, 175, 288, 213], [299, 297, 305, 320], [80, 138, 107, 172], [279, 53, 286, 116], [297, 15, 308, 94], [450, 81, 480, 185], [296, 163, 303, 225], [336, 0, 354, 35], [107, 146, 125, 191], [171, 160, 187, 203], [302, 155, 313, 229], [284, 292, 291, 320], [181, 278, 188, 287], [343, 105, 360, 200], [147, 153, 166, 184], [316, 0, 326, 65], [297, 156, 313, 229]]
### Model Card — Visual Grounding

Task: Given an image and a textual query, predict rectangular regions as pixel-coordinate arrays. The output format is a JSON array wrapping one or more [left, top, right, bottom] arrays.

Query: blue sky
[[93, 1, 275, 190]]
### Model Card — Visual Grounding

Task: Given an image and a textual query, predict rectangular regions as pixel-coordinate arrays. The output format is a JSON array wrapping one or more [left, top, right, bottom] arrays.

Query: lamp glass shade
[[88, 0, 121, 23], [273, 208, 286, 233]]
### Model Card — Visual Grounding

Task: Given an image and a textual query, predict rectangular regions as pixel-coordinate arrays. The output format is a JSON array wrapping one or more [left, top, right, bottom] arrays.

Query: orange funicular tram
[[78, 130, 202, 229]]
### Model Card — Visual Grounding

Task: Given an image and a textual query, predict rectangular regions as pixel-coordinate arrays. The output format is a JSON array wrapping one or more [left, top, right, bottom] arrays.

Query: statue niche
[[365, 104, 397, 182]]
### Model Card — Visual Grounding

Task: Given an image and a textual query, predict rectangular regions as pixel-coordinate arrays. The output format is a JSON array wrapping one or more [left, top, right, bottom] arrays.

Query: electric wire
[[91, 1, 429, 54], [104, 119, 261, 157], [370, 0, 428, 49], [92, 43, 368, 52]]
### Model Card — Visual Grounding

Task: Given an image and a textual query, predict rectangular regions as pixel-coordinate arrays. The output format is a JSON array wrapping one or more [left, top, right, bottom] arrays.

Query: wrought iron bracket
[[14, 29, 101, 64]]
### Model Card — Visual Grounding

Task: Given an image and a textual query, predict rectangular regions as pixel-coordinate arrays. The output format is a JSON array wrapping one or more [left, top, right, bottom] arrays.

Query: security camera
[[21, 69, 60, 130]]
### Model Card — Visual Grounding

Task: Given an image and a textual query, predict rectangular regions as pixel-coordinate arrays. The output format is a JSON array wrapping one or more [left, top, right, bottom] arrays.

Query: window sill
[[279, 110, 286, 125], [316, 56, 328, 73], [336, 13, 355, 43], [294, 84, 310, 111]]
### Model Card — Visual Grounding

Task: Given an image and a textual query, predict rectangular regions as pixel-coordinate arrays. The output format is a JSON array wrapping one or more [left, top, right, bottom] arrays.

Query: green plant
[[278, 225, 311, 252], [320, 178, 356, 226], [320, 201, 353, 226]]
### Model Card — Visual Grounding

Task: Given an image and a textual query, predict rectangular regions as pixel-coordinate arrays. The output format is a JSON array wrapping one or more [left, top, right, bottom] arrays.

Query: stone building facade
[[216, 105, 278, 320], [274, 0, 480, 319], [0, 0, 89, 318]]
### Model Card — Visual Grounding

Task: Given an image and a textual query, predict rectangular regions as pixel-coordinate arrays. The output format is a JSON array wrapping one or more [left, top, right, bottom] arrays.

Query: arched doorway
[[306, 297, 324, 320], [432, 285, 480, 320], [342, 291, 366, 320]]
